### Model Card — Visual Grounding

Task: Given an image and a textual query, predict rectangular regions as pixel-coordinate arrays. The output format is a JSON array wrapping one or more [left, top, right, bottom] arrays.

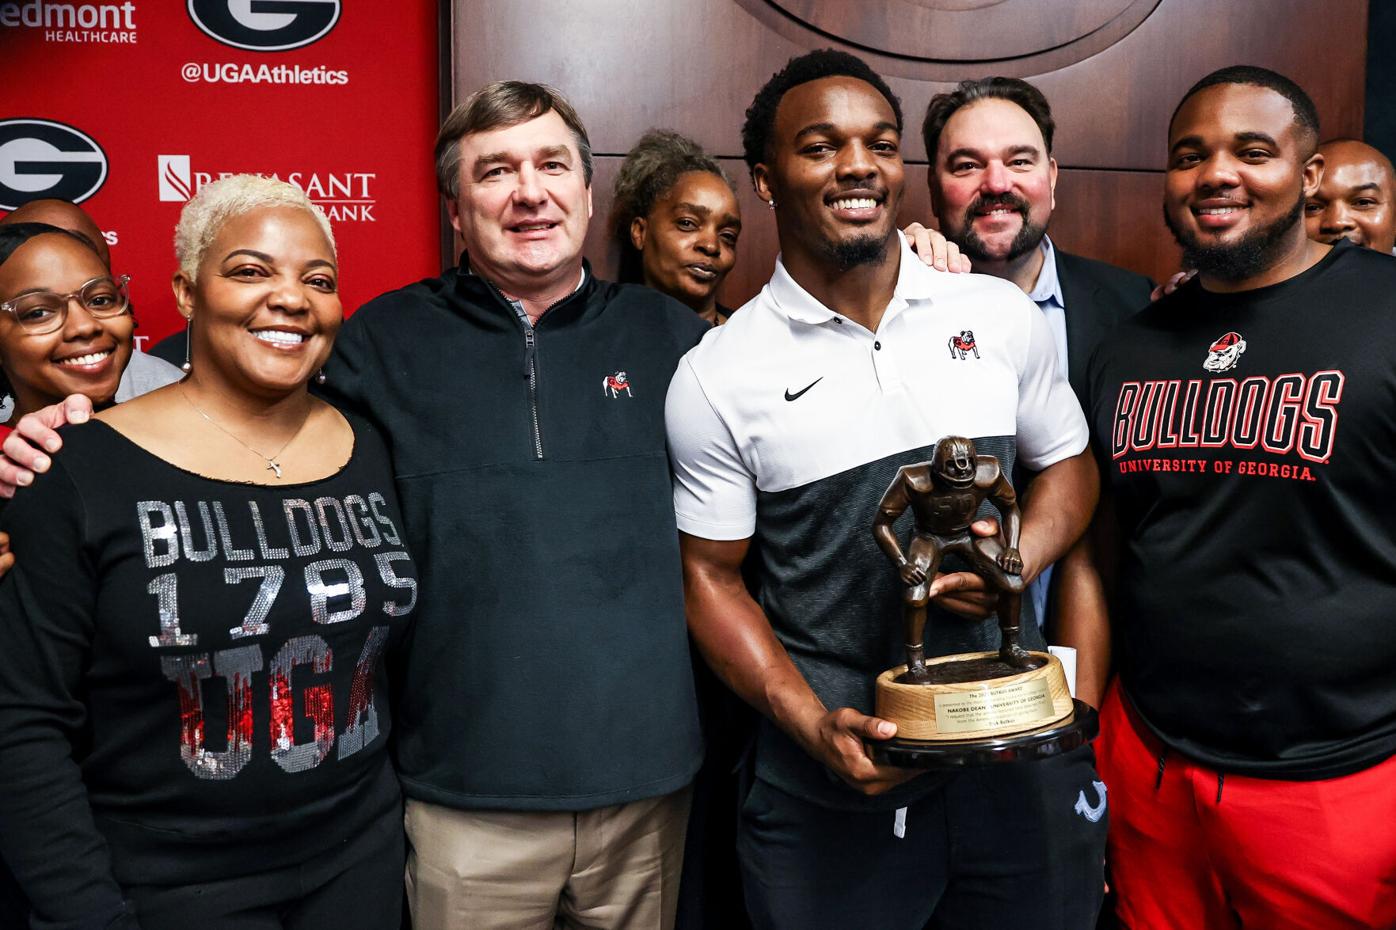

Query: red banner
[[1, 0, 441, 349]]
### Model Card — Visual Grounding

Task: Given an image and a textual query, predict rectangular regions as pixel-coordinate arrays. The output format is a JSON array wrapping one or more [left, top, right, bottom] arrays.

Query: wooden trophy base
[[871, 651, 1091, 769]]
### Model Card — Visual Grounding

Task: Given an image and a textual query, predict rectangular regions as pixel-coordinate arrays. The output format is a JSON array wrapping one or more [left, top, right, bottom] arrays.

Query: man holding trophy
[[666, 49, 1104, 930]]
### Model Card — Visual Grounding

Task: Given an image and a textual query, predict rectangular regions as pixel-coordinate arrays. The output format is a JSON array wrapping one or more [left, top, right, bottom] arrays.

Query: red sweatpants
[[1096, 682, 1396, 930]]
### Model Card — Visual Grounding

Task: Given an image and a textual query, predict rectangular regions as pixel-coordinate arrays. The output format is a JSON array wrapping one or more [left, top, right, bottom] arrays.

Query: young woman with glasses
[[0, 222, 136, 439]]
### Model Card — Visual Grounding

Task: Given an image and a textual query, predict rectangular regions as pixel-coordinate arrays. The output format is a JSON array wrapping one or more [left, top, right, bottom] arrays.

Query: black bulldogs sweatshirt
[[0, 413, 416, 928]]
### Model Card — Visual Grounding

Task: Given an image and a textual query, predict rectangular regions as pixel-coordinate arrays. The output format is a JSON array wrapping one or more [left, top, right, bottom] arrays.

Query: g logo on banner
[[188, 0, 341, 52], [0, 119, 108, 212]]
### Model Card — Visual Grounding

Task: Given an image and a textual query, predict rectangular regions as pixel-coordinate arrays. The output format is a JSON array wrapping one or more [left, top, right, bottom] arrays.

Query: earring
[[181, 314, 192, 373], [315, 369, 327, 385], [768, 199, 776, 209]]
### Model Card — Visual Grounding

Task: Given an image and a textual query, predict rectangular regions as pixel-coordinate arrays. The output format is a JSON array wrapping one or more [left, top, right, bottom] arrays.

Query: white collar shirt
[[666, 232, 1087, 541], [1026, 235, 1069, 375]]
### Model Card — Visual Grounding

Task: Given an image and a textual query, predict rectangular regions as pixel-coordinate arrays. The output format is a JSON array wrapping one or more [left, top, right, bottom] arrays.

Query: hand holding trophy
[[870, 436, 1097, 767]]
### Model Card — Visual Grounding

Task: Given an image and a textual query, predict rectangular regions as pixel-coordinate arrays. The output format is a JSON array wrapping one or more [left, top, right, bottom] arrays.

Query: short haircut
[[921, 77, 1055, 163], [1318, 137, 1396, 177], [0, 198, 107, 261], [610, 129, 734, 283], [173, 174, 335, 282], [741, 48, 903, 175], [1171, 65, 1320, 154], [0, 222, 99, 270], [435, 81, 594, 198]]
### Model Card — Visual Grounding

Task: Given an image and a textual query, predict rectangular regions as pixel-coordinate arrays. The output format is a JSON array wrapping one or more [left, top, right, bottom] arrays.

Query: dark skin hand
[[912, 449, 1098, 618], [681, 532, 919, 796], [680, 502, 1055, 795], [0, 393, 91, 497], [898, 517, 1011, 616]]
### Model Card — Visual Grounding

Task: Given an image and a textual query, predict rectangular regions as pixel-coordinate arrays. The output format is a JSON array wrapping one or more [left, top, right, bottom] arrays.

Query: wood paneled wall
[[450, 0, 1367, 301]]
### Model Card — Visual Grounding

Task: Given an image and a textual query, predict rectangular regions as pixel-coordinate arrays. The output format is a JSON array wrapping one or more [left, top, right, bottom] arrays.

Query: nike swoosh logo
[[784, 377, 823, 402]]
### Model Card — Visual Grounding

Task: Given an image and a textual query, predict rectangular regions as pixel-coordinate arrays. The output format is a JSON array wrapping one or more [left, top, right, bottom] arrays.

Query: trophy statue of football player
[[872, 436, 1036, 683]]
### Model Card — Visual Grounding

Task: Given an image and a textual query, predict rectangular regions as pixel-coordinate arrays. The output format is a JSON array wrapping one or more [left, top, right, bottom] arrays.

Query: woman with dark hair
[[0, 175, 417, 929], [0, 222, 138, 439], [612, 129, 743, 326]]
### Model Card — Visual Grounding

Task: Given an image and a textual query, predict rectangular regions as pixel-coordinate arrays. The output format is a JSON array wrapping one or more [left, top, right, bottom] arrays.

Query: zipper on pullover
[[478, 271, 582, 462], [523, 327, 543, 459]]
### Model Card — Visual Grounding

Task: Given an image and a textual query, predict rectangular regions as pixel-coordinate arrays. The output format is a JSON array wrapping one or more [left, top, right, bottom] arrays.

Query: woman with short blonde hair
[[0, 175, 417, 930]]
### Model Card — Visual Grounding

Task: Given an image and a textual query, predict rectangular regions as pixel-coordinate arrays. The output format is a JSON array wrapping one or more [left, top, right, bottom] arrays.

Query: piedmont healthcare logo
[[0, 119, 108, 211], [0, 0, 138, 44], [158, 156, 376, 223], [187, 0, 340, 51]]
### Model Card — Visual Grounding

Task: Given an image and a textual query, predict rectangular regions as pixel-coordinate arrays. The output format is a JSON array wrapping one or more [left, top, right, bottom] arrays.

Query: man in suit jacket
[[920, 76, 1151, 707]]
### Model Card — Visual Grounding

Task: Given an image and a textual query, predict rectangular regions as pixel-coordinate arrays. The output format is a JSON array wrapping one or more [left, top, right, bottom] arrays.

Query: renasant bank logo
[[0, 0, 138, 44], [158, 155, 376, 223]]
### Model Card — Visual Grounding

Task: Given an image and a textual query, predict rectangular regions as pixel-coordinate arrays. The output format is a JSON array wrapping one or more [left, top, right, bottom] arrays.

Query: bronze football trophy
[[869, 436, 1096, 767]]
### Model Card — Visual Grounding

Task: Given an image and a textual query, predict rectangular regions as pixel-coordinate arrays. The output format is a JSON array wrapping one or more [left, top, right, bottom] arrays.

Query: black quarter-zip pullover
[[324, 262, 708, 810]]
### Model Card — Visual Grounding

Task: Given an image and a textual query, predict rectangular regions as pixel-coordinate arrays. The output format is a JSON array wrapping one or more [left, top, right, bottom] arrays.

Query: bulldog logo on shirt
[[602, 371, 633, 398], [1204, 331, 1246, 373], [948, 330, 980, 360]]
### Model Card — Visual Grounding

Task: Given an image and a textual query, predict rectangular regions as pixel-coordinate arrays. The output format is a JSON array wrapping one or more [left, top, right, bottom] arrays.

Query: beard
[[821, 233, 891, 272], [948, 192, 1047, 264], [1165, 192, 1305, 282]]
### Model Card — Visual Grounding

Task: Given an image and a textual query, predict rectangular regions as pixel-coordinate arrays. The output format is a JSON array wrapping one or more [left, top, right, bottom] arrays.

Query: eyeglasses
[[0, 275, 132, 335]]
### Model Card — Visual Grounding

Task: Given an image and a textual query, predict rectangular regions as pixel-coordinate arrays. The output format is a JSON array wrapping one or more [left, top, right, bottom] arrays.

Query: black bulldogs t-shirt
[[1086, 241, 1396, 779], [0, 412, 416, 925]]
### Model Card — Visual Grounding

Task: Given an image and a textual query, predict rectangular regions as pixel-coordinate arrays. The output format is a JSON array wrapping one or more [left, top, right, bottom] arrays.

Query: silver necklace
[[179, 387, 312, 479]]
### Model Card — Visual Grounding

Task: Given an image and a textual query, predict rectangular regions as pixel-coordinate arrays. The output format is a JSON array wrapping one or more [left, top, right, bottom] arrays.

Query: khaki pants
[[404, 787, 692, 930]]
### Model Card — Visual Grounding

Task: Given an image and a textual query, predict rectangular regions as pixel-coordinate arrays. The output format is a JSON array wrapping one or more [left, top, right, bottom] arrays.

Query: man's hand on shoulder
[[803, 707, 919, 795], [0, 532, 12, 580], [1150, 269, 1196, 302], [903, 223, 972, 273], [0, 394, 93, 498]]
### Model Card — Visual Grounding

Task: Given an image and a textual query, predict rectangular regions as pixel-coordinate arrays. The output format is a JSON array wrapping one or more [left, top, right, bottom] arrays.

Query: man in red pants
[[1080, 65, 1396, 929]]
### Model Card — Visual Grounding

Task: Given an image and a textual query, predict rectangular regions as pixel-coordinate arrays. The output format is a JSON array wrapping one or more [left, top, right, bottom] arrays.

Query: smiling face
[[1164, 83, 1321, 284], [175, 206, 340, 401], [930, 97, 1057, 265], [631, 170, 741, 313], [755, 75, 904, 272], [0, 232, 132, 419], [449, 109, 593, 294], [1305, 140, 1396, 253]]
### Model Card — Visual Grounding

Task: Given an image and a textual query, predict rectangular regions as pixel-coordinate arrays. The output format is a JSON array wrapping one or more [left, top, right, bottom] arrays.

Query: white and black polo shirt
[[664, 233, 1087, 809]]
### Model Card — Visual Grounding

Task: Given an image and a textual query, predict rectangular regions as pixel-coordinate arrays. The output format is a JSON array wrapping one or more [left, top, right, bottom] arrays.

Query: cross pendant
[[266, 459, 283, 479]]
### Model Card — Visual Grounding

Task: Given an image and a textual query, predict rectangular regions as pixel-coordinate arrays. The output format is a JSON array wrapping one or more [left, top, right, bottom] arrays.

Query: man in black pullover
[[321, 82, 708, 930]]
